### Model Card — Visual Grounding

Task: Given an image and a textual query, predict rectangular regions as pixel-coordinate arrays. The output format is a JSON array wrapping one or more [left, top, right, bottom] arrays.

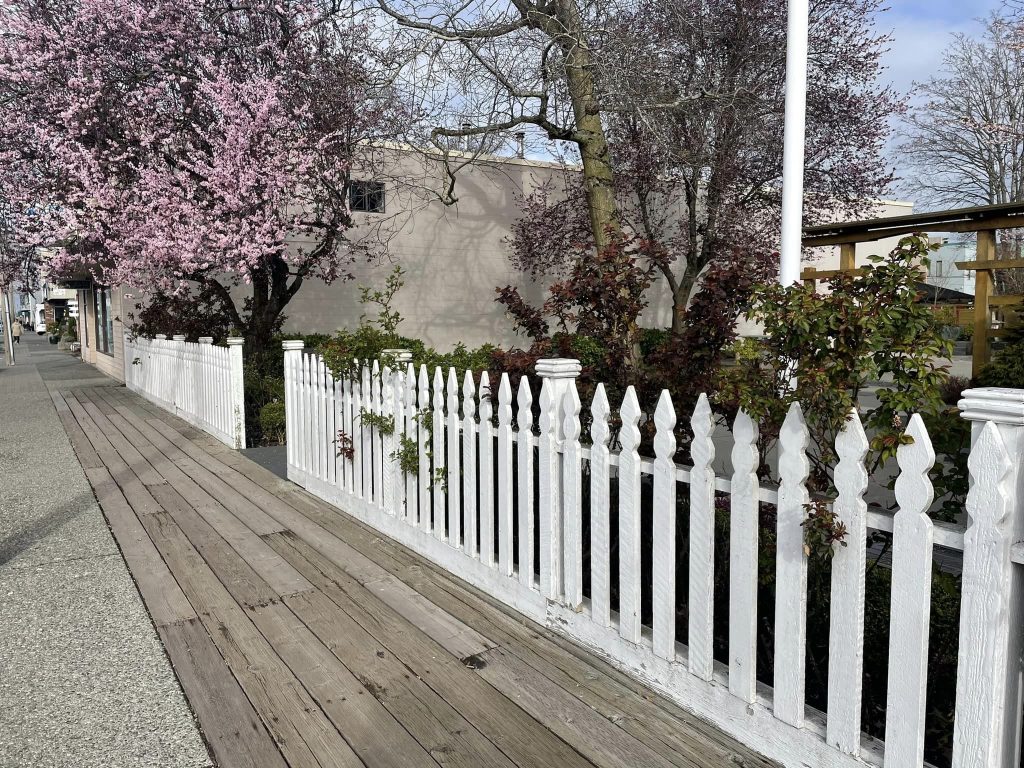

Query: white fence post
[[226, 338, 246, 449], [534, 358, 581, 604], [283, 340, 304, 481], [956, 387, 1024, 768]]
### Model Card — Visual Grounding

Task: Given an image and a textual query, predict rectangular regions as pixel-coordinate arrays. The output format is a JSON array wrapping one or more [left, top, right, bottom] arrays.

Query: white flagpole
[[779, 0, 810, 285]]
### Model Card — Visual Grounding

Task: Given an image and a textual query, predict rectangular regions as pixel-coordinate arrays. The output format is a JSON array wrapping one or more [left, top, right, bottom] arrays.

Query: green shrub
[[258, 401, 286, 443], [977, 331, 1024, 389]]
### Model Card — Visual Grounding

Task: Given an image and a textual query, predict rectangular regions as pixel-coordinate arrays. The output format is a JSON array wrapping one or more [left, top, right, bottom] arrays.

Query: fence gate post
[[226, 338, 246, 449], [957, 387, 1024, 767], [535, 358, 581, 604], [282, 340, 304, 480], [172, 334, 186, 418]]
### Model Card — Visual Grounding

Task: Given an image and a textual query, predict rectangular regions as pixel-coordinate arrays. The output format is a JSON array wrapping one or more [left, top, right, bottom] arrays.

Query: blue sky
[[876, 0, 1004, 196], [877, 0, 1003, 96]]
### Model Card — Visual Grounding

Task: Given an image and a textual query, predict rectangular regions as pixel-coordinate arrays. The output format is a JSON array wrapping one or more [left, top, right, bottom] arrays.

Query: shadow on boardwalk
[[58, 375, 779, 768]]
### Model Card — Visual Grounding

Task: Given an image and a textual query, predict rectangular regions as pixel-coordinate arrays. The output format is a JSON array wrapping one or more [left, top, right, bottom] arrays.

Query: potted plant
[[59, 317, 78, 350], [46, 321, 60, 344]]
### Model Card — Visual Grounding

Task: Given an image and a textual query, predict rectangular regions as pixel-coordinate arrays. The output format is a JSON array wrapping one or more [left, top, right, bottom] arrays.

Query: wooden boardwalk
[[56, 382, 777, 768]]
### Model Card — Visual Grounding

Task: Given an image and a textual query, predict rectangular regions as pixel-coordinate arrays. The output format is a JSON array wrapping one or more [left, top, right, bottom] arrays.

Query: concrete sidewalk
[[0, 335, 211, 768]]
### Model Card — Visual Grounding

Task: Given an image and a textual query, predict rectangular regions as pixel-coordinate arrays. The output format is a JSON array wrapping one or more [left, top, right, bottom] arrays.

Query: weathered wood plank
[[282, 499, 776, 768], [148, 483, 311, 599], [158, 617, 287, 768], [51, 390, 104, 469], [140, 511, 363, 768], [246, 599, 443, 768], [473, 646, 679, 768], [281, 587, 518, 768], [83, 466, 195, 626], [268, 533, 596, 768]]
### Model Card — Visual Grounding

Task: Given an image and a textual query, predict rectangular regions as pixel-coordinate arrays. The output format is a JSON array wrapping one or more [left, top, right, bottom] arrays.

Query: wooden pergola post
[[973, 230, 995, 377]]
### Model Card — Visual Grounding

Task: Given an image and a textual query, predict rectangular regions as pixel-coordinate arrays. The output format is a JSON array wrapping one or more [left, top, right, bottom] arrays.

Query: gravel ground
[[0, 335, 212, 768]]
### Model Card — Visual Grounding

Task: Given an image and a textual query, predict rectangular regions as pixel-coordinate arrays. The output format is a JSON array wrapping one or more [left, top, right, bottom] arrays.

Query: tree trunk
[[554, 0, 622, 254]]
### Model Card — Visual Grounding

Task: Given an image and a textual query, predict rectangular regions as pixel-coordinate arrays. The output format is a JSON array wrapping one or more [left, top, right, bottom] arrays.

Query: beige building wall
[[265, 148, 567, 350]]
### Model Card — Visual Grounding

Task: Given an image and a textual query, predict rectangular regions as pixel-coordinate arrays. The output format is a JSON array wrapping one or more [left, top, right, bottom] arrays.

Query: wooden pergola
[[802, 201, 1024, 376]]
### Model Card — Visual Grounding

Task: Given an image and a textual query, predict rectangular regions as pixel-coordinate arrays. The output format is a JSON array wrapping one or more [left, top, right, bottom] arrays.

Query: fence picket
[[418, 366, 431, 531], [729, 409, 760, 703], [447, 368, 462, 549], [618, 387, 643, 644], [538, 378, 560, 600], [688, 393, 716, 679], [381, 367, 396, 515], [299, 353, 310, 478], [562, 382, 583, 610], [884, 414, 936, 768], [342, 374, 353, 492], [827, 410, 869, 754], [372, 361, 383, 509], [351, 372, 363, 500], [405, 364, 418, 525], [497, 374, 514, 576], [392, 367, 406, 518], [953, 421, 1013, 768], [463, 371, 479, 558], [432, 367, 447, 540], [774, 403, 811, 727], [479, 372, 495, 567], [517, 377, 535, 588], [361, 365, 373, 504], [590, 385, 612, 628], [652, 390, 678, 660]]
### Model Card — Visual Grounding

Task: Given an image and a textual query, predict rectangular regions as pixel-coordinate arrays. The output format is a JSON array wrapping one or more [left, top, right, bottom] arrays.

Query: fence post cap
[[381, 348, 413, 364], [198, 336, 213, 344], [282, 339, 305, 350], [226, 337, 244, 347], [171, 334, 186, 342], [959, 387, 1024, 426], [154, 334, 167, 340], [535, 358, 582, 379]]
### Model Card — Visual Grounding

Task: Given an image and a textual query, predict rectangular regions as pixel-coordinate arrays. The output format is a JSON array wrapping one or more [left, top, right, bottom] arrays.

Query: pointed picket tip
[[966, 421, 1012, 525], [447, 367, 459, 391], [372, 359, 380, 375], [691, 392, 713, 427], [562, 381, 582, 417], [433, 366, 444, 389], [463, 368, 477, 394], [620, 386, 641, 423], [836, 408, 869, 462], [539, 376, 553, 408], [517, 376, 534, 426], [562, 383, 582, 439], [418, 364, 429, 390], [654, 389, 676, 425], [407, 362, 416, 379], [479, 372, 493, 417], [591, 383, 610, 416], [898, 413, 936, 470], [780, 401, 809, 443], [479, 370, 490, 397], [498, 373, 512, 403], [733, 408, 758, 444]]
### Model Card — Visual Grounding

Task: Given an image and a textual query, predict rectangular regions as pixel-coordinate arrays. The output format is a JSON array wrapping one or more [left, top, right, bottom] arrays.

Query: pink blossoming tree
[[0, 0, 409, 355]]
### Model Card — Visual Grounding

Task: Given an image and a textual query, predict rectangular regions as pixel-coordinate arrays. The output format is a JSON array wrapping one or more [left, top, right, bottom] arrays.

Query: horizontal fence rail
[[124, 332, 245, 448], [282, 341, 1024, 768]]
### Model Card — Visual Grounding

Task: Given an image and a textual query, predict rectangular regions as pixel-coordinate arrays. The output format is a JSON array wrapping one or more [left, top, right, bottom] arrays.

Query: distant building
[[924, 238, 976, 296]]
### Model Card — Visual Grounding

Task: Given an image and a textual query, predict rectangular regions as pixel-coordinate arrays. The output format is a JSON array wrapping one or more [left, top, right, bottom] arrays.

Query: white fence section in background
[[124, 332, 246, 448], [283, 339, 1024, 768]]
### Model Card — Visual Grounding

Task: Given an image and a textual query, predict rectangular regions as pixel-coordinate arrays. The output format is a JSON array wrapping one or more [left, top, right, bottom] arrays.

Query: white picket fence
[[283, 339, 1024, 768], [124, 332, 246, 448]]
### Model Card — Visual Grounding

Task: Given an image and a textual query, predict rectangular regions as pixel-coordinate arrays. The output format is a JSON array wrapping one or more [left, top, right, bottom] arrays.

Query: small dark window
[[350, 181, 385, 213]]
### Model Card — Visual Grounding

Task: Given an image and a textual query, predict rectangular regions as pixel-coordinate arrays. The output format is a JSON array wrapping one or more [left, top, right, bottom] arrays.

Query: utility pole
[[3, 284, 15, 366], [779, 0, 809, 286]]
